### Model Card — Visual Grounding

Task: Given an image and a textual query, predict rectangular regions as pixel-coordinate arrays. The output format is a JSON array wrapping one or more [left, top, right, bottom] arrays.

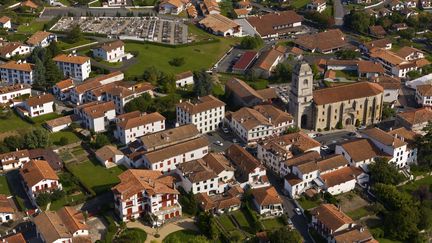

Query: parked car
[[222, 127, 229, 133], [294, 208, 302, 215], [215, 140, 223, 146], [232, 138, 238, 143], [321, 145, 329, 150]]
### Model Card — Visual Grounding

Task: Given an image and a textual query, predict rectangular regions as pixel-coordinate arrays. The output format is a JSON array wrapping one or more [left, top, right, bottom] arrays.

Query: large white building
[[114, 111, 166, 144], [0, 149, 30, 171], [0, 61, 35, 85], [112, 169, 182, 225], [20, 160, 62, 203], [92, 40, 127, 63], [0, 84, 31, 104], [176, 95, 225, 134], [16, 94, 55, 118], [74, 101, 116, 132], [53, 54, 91, 82]]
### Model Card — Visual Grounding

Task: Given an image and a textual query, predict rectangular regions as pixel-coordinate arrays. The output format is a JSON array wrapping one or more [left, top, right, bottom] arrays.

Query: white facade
[[92, 44, 125, 62], [383, 88, 399, 103], [2, 45, 31, 59], [176, 100, 225, 134], [229, 119, 274, 144], [0, 85, 31, 104], [335, 145, 375, 172], [176, 170, 220, 195], [18, 99, 54, 118], [115, 118, 165, 145], [175, 74, 194, 87], [25, 179, 62, 202], [0, 65, 34, 85], [0, 19, 11, 29], [82, 110, 116, 132], [0, 211, 13, 222], [55, 59, 91, 82]]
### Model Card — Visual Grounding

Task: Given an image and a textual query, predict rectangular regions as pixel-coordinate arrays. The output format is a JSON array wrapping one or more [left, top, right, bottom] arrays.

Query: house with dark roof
[[294, 29, 349, 54], [225, 78, 276, 107], [246, 11, 303, 39], [232, 51, 258, 74]]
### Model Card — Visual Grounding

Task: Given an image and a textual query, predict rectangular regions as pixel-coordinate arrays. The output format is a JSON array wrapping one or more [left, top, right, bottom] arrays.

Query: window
[[303, 79, 308, 85]]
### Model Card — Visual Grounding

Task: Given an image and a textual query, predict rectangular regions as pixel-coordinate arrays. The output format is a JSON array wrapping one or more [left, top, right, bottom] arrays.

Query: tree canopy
[[193, 70, 213, 97], [369, 157, 405, 185]]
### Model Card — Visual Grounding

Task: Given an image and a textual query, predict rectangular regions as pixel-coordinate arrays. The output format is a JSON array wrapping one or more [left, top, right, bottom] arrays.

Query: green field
[[17, 20, 49, 33], [31, 113, 62, 124], [0, 176, 11, 195], [0, 112, 31, 133], [50, 130, 80, 145], [124, 34, 238, 78], [163, 230, 202, 242], [291, 0, 309, 9], [298, 197, 321, 210], [67, 159, 126, 195], [399, 175, 432, 193], [262, 217, 285, 230], [218, 214, 236, 231], [50, 192, 86, 211], [346, 207, 372, 220], [58, 39, 95, 51]]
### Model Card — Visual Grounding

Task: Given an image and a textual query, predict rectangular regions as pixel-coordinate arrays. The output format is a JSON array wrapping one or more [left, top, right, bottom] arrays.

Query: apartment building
[[16, 94, 55, 118], [114, 111, 166, 144], [92, 40, 126, 63], [0, 61, 34, 85], [175, 153, 234, 195], [176, 95, 225, 134], [20, 160, 62, 203], [74, 101, 116, 132], [0, 149, 30, 171], [53, 78, 74, 101], [257, 131, 321, 175], [53, 54, 91, 81], [33, 207, 89, 243], [112, 169, 182, 225], [0, 84, 31, 104], [69, 71, 124, 105]]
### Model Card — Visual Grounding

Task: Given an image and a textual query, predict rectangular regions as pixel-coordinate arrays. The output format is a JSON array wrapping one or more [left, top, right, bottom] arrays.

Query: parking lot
[[205, 127, 245, 152], [215, 48, 248, 73], [51, 17, 188, 45]]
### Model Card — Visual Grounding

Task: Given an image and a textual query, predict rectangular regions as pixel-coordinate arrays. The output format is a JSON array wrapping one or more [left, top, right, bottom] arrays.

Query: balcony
[[153, 203, 182, 217]]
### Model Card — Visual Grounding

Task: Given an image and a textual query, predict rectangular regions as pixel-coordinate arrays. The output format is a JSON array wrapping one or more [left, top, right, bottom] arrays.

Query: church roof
[[313, 82, 383, 105]]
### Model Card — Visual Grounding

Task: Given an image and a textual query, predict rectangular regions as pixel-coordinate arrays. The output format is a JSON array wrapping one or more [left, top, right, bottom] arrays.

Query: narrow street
[[334, 0, 346, 26]]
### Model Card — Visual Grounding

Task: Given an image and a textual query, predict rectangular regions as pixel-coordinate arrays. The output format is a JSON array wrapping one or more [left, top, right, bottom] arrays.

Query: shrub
[[58, 136, 69, 146], [168, 57, 185, 67], [336, 121, 343, 129]]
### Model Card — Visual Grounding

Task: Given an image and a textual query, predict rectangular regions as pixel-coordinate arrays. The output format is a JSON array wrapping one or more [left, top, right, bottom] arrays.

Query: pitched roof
[[176, 95, 225, 115], [254, 47, 286, 71], [143, 137, 209, 164], [0, 16, 11, 24], [95, 145, 123, 161], [139, 124, 200, 151], [112, 169, 178, 199], [199, 14, 239, 33], [0, 84, 30, 95], [117, 112, 165, 130], [333, 226, 375, 243], [361, 127, 406, 148], [1, 233, 26, 243], [177, 159, 218, 183], [261, 132, 320, 155], [232, 51, 258, 70], [226, 144, 263, 174], [0, 194, 14, 213], [296, 160, 319, 174], [53, 54, 90, 65], [294, 29, 348, 52], [55, 78, 74, 90], [357, 61, 385, 74], [339, 138, 389, 162], [226, 78, 264, 102], [370, 48, 406, 66], [45, 115, 75, 128], [251, 186, 282, 206], [311, 204, 354, 232], [246, 11, 303, 37], [373, 76, 401, 90], [363, 39, 392, 50], [26, 94, 55, 107], [21, 0, 38, 8], [230, 107, 272, 130], [0, 149, 29, 165], [97, 40, 124, 52], [316, 154, 348, 173], [203, 153, 234, 174], [387, 127, 418, 146], [20, 160, 58, 187], [26, 31, 54, 46], [397, 107, 432, 126], [369, 25, 387, 36], [396, 46, 423, 59], [284, 151, 321, 167], [253, 104, 293, 125], [175, 70, 193, 80], [416, 84, 432, 96], [321, 166, 363, 188], [313, 82, 383, 105], [81, 101, 115, 119], [0, 61, 33, 72]]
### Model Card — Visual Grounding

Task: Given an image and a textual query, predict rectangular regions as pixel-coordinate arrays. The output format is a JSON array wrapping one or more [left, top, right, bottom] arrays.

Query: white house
[[0, 84, 31, 104], [176, 95, 225, 134], [396, 107, 432, 135], [92, 40, 130, 63], [175, 71, 194, 88], [199, 14, 243, 37], [16, 94, 55, 118], [20, 160, 62, 203], [74, 101, 116, 132], [53, 54, 91, 82], [34, 207, 89, 243], [320, 166, 366, 195], [415, 84, 432, 107], [95, 145, 126, 168], [26, 31, 57, 48], [307, 0, 326, 12], [158, 0, 189, 14], [396, 46, 425, 61], [374, 76, 401, 103], [0, 61, 35, 85], [115, 111, 166, 144], [112, 169, 182, 224], [0, 16, 11, 29], [0, 195, 14, 223], [44, 115, 76, 132], [0, 42, 31, 59], [53, 78, 74, 101], [251, 186, 283, 217], [0, 149, 30, 171]]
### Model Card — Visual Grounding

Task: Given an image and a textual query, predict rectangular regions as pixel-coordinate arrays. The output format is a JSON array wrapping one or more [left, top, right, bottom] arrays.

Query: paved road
[[42, 7, 156, 17], [333, 0, 346, 26], [267, 171, 314, 243], [314, 130, 353, 146]]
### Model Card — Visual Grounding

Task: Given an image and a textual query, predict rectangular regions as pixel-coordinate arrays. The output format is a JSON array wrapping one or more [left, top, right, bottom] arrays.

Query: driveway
[[333, 0, 346, 26], [127, 217, 198, 242]]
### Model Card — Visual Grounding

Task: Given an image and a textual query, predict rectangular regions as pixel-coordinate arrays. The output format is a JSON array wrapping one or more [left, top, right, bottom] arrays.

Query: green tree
[[369, 158, 405, 185], [345, 11, 372, 34], [193, 70, 213, 97], [68, 25, 83, 43], [142, 66, 164, 85], [3, 135, 24, 150], [407, 70, 422, 79], [335, 50, 360, 60], [94, 134, 110, 149], [168, 57, 185, 67], [44, 57, 64, 87], [36, 192, 51, 206], [271, 63, 292, 83], [239, 35, 263, 49], [382, 104, 396, 119], [269, 228, 302, 243], [418, 204, 432, 230], [47, 41, 61, 57], [58, 136, 69, 146], [24, 128, 51, 149], [34, 58, 46, 88], [415, 122, 432, 169]]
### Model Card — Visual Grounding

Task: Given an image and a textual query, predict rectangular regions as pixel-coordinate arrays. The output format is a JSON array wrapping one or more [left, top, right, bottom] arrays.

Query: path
[[333, 0, 346, 26], [127, 217, 198, 242]]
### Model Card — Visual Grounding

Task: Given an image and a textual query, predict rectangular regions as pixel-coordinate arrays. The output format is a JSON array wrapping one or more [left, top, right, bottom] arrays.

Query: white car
[[232, 138, 238, 143], [294, 208, 302, 215], [215, 140, 223, 146], [321, 145, 329, 150]]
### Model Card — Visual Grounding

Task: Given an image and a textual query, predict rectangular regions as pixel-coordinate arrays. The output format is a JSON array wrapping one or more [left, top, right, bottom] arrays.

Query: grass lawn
[[291, 0, 309, 9], [50, 192, 86, 211], [17, 20, 49, 33], [88, 0, 102, 6], [163, 230, 201, 242], [124, 35, 238, 78], [298, 198, 321, 210], [188, 24, 215, 42], [0, 112, 32, 133], [71, 147, 87, 157], [217, 214, 236, 231], [262, 217, 285, 230], [346, 207, 372, 220], [57, 38, 94, 51], [0, 176, 11, 195], [322, 5, 333, 17], [116, 228, 147, 242], [50, 130, 80, 145], [67, 158, 125, 195], [230, 210, 252, 232], [31, 113, 62, 124], [334, 70, 358, 80], [399, 175, 432, 193], [377, 238, 403, 243]]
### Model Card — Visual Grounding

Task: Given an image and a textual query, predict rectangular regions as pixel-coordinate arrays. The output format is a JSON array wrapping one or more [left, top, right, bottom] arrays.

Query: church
[[289, 62, 384, 131]]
